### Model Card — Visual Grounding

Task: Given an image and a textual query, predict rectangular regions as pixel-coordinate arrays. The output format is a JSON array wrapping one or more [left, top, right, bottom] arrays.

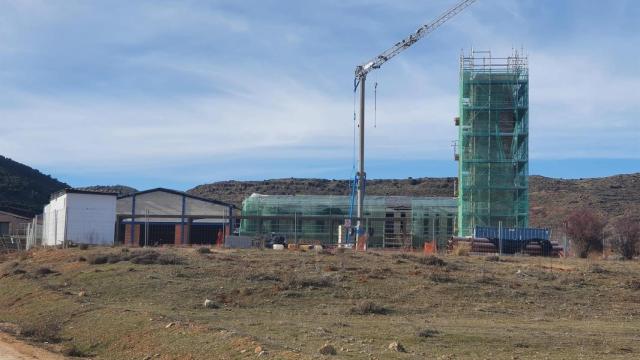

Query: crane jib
[[354, 0, 476, 77], [349, 0, 477, 247]]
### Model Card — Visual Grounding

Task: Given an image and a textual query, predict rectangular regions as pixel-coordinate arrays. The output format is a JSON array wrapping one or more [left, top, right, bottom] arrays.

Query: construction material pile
[[447, 237, 563, 257]]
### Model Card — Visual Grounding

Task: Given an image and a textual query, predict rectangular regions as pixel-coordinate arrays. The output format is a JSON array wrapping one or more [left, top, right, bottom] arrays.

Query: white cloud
[[0, 0, 638, 186]]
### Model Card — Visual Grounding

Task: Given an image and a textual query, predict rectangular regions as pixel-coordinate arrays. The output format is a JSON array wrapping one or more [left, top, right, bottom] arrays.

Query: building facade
[[0, 210, 31, 236], [42, 189, 118, 246], [239, 194, 457, 249], [117, 188, 235, 246]]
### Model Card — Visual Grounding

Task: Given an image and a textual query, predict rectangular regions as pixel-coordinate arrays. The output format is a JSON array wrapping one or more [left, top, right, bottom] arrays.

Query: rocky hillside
[[2, 153, 637, 228], [0, 155, 68, 216], [189, 174, 640, 227], [529, 174, 640, 227], [189, 177, 456, 207], [76, 185, 138, 197]]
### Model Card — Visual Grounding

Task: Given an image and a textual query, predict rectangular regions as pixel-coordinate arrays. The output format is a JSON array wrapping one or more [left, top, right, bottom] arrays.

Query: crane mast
[[352, 0, 477, 246]]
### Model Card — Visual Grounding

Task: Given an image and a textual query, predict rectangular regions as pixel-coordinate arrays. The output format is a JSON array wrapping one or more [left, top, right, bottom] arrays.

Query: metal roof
[[117, 188, 236, 209], [50, 188, 119, 200], [0, 210, 31, 220]]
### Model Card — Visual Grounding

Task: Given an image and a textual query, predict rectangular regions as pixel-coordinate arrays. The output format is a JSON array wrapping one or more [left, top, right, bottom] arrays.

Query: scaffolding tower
[[456, 50, 529, 236]]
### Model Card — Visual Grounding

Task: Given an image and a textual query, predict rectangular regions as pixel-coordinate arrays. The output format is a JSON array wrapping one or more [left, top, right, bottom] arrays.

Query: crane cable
[[374, 81, 378, 128], [352, 79, 358, 172], [347, 78, 360, 244]]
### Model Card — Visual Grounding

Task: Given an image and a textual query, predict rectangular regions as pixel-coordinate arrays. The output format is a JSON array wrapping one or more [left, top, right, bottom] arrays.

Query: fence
[[238, 215, 456, 251], [237, 215, 595, 258], [0, 235, 25, 253]]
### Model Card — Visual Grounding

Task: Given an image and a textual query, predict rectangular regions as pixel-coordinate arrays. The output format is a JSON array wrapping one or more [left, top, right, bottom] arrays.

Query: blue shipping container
[[474, 226, 551, 255]]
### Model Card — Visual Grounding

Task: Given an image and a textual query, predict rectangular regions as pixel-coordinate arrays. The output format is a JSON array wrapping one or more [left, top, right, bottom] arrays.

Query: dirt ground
[[0, 247, 639, 359], [0, 332, 65, 360]]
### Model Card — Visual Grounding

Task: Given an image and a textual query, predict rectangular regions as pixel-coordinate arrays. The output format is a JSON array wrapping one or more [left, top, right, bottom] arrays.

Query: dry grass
[[452, 242, 471, 256], [0, 247, 639, 359], [417, 328, 440, 338], [349, 301, 390, 315], [87, 250, 185, 266]]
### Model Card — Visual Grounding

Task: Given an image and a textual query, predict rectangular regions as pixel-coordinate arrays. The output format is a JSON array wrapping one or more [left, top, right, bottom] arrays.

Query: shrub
[[78, 244, 89, 250], [106, 254, 122, 264], [246, 274, 281, 282], [88, 255, 109, 265], [21, 321, 61, 343], [197, 247, 211, 254], [566, 209, 607, 258], [485, 255, 500, 262], [610, 216, 640, 260], [11, 268, 26, 276], [284, 276, 333, 289], [62, 344, 89, 357], [35, 267, 56, 276], [157, 253, 185, 265], [317, 249, 334, 256], [452, 243, 470, 256], [418, 255, 447, 266], [203, 299, 219, 309], [349, 301, 389, 315], [319, 343, 337, 355], [127, 251, 159, 264], [125, 250, 185, 265], [627, 279, 640, 290], [587, 263, 608, 274], [417, 328, 440, 338], [324, 265, 339, 272], [391, 253, 412, 260], [429, 271, 454, 283]]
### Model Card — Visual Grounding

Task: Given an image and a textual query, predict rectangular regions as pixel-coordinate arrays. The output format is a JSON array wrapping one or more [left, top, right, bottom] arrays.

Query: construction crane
[[351, 0, 477, 246]]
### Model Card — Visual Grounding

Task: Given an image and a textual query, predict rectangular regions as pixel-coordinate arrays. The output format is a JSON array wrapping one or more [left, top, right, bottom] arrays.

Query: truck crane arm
[[355, 0, 476, 80]]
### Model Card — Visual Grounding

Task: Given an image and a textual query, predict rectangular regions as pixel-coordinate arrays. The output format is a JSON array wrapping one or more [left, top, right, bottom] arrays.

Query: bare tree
[[611, 216, 640, 260], [565, 209, 607, 258]]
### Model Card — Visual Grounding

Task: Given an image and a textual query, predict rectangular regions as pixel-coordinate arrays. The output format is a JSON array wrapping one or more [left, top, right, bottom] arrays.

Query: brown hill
[[188, 174, 640, 227], [188, 177, 456, 207], [529, 174, 640, 227], [0, 155, 68, 216]]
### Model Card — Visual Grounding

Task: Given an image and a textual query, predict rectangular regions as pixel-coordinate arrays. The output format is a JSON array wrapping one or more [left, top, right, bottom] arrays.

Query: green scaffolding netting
[[457, 53, 529, 236], [239, 194, 457, 248]]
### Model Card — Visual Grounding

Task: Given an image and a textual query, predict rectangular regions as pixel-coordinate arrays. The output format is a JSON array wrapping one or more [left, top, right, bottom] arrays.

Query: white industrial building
[[42, 189, 117, 246]]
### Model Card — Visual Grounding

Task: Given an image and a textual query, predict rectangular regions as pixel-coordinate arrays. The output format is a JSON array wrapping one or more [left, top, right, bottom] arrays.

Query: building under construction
[[456, 51, 529, 236], [239, 50, 530, 247], [239, 194, 456, 249]]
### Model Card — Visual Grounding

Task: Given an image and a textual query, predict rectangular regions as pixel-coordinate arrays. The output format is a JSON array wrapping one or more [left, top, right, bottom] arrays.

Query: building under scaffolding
[[456, 51, 529, 236], [239, 194, 457, 249]]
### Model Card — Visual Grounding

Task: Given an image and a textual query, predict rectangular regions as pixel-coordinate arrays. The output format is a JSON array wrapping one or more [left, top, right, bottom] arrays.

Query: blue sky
[[1, 0, 638, 190]]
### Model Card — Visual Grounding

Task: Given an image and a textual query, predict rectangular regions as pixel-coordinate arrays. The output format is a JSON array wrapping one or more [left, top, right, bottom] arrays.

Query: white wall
[[66, 193, 116, 245], [42, 195, 67, 246], [42, 193, 116, 246]]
